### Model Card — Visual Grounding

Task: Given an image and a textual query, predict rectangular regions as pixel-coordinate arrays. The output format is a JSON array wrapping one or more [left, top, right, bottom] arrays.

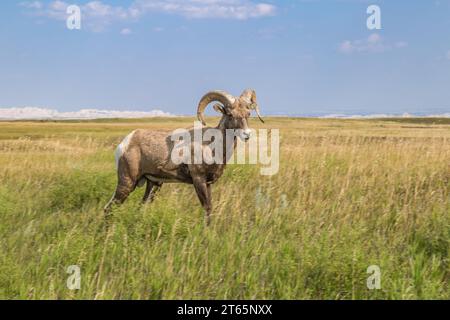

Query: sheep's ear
[[213, 104, 229, 115]]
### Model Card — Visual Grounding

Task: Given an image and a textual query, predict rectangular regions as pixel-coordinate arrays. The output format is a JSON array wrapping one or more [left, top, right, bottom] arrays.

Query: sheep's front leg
[[193, 178, 212, 226]]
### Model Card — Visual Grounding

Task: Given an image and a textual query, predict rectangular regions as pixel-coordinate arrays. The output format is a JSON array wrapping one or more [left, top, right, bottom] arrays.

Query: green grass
[[0, 117, 448, 299]]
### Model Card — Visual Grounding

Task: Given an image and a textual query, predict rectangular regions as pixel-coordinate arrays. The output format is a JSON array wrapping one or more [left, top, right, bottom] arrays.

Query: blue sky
[[1, 0, 450, 116]]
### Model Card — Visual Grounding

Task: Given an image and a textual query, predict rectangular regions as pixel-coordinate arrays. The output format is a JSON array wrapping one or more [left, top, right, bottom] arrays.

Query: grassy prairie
[[0, 117, 449, 299]]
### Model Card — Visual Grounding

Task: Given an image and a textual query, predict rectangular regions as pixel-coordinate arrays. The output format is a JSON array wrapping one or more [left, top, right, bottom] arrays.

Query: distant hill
[[0, 107, 174, 120]]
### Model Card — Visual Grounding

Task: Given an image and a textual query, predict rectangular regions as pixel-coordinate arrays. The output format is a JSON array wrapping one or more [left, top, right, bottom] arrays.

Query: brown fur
[[104, 89, 264, 225]]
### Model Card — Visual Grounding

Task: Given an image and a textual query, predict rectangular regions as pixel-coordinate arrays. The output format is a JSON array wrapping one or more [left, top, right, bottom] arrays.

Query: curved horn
[[197, 90, 235, 125], [252, 104, 265, 124], [241, 89, 265, 123]]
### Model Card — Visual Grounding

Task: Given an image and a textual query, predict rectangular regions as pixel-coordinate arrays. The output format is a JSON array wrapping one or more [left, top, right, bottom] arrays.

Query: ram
[[104, 89, 265, 224]]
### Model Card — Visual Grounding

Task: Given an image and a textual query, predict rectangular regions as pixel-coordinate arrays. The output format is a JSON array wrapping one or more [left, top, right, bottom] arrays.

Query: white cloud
[[135, 1, 276, 19], [0, 107, 173, 120], [49, 0, 67, 11], [20, 1, 134, 31], [130, 0, 276, 20], [339, 33, 407, 54], [20, 1, 43, 9], [20, 0, 276, 31], [120, 28, 132, 35]]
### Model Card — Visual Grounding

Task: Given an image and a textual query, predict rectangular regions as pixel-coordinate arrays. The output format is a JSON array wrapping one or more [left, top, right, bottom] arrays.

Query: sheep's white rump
[[115, 130, 136, 168]]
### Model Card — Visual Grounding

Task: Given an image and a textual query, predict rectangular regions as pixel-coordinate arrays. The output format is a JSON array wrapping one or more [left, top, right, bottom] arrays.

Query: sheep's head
[[197, 89, 265, 141]]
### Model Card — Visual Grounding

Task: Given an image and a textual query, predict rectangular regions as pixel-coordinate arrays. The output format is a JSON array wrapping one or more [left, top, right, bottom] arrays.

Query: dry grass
[[0, 117, 448, 299]]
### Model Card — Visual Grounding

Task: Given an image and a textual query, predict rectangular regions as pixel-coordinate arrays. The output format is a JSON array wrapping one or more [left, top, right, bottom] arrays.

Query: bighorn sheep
[[104, 89, 264, 224]]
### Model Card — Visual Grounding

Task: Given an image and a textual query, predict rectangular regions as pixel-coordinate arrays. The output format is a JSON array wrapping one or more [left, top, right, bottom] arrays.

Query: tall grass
[[0, 118, 448, 299]]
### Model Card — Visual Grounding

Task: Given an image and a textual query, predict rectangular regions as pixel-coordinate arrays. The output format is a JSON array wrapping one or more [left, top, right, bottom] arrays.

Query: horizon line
[[0, 106, 449, 121]]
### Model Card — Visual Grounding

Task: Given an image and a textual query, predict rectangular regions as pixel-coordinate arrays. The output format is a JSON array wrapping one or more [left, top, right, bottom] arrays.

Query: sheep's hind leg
[[104, 178, 136, 215], [142, 179, 163, 204]]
